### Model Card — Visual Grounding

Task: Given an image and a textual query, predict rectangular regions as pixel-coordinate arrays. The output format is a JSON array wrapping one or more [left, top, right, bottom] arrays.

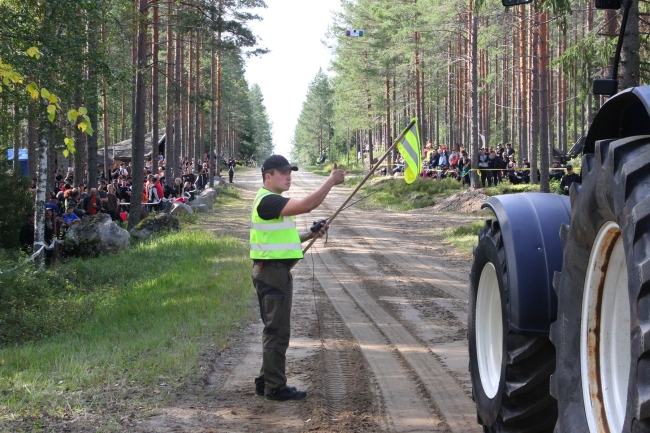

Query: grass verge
[[0, 228, 254, 426], [484, 179, 564, 196], [442, 220, 485, 256], [348, 177, 465, 211]]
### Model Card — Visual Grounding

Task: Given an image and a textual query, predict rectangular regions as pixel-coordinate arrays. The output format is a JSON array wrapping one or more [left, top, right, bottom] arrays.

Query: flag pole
[[297, 119, 417, 260]]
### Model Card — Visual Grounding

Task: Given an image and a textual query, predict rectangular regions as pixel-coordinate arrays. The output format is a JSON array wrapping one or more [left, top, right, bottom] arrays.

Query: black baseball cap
[[567, 164, 573, 170], [261, 155, 298, 173]]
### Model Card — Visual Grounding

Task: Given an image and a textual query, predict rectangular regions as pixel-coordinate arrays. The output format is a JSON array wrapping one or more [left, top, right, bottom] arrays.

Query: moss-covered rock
[[130, 213, 180, 241], [64, 214, 130, 257]]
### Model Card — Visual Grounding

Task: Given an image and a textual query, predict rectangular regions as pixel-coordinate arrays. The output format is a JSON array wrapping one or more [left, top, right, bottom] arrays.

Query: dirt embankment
[[431, 189, 489, 214]]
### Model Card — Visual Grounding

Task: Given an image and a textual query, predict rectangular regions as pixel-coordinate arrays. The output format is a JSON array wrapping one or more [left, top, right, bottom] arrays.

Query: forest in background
[[0, 0, 274, 236], [0, 0, 273, 184], [291, 0, 648, 192]]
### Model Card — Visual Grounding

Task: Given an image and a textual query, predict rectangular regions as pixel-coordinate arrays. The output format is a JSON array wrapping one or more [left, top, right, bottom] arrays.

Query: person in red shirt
[[86, 188, 101, 216]]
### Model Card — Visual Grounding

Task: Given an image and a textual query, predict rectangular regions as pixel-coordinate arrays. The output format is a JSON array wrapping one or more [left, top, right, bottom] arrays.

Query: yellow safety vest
[[250, 188, 303, 260]]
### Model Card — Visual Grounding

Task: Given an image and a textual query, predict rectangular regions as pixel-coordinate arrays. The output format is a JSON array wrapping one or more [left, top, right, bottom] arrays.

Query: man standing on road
[[251, 155, 344, 402], [228, 157, 236, 183]]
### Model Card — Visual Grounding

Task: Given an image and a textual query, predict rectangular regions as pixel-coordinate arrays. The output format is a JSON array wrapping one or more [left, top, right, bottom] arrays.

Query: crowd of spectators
[[19, 151, 245, 252], [383, 140, 580, 194]]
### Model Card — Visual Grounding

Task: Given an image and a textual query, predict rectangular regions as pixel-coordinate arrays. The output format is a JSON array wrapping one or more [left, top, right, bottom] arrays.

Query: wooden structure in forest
[[96, 128, 166, 164]]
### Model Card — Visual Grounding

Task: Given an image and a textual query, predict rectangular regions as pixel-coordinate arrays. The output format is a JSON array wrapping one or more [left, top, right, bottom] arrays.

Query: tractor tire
[[550, 136, 650, 433], [469, 219, 557, 432]]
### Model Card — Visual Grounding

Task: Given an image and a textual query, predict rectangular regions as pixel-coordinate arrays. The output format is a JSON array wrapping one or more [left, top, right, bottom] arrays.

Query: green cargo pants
[[251, 262, 293, 393]]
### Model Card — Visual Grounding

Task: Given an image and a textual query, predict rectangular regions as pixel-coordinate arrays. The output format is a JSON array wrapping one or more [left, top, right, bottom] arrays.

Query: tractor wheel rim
[[580, 221, 630, 433], [476, 262, 503, 399]]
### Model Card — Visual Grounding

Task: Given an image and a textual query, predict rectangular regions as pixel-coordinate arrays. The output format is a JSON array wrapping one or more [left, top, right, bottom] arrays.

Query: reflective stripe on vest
[[250, 188, 303, 260]]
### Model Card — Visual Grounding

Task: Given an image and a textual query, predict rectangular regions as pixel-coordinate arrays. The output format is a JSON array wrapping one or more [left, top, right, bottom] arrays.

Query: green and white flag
[[396, 119, 422, 184]]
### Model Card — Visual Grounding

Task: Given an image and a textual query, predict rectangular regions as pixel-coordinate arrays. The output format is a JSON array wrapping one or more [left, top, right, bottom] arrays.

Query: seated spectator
[[506, 155, 523, 185], [66, 189, 86, 218], [394, 154, 405, 173], [561, 164, 581, 195], [63, 206, 81, 227], [19, 212, 35, 253], [105, 186, 119, 221], [429, 150, 440, 169], [521, 157, 531, 183], [550, 160, 564, 181], [163, 179, 175, 199], [437, 149, 448, 168], [44, 208, 55, 245], [83, 188, 102, 216], [45, 196, 61, 216], [461, 159, 471, 187]]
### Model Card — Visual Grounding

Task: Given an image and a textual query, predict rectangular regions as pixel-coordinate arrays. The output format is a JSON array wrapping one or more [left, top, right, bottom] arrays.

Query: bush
[[0, 164, 33, 250], [0, 261, 93, 345]]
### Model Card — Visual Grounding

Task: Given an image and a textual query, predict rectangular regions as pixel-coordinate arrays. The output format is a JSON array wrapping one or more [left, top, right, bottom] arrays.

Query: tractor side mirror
[[501, 0, 533, 6], [593, 78, 619, 96], [595, 0, 622, 9]]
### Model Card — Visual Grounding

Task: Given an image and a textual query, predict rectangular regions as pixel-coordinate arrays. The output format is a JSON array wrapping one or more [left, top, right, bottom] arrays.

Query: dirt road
[[140, 168, 484, 432]]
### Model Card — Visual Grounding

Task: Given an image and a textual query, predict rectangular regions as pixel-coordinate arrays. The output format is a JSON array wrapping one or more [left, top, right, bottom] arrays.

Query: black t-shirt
[[257, 193, 290, 221], [163, 184, 174, 199]]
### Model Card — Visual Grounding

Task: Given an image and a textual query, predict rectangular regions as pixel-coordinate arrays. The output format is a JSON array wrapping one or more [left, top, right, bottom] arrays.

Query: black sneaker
[[255, 384, 296, 397], [264, 387, 307, 402]]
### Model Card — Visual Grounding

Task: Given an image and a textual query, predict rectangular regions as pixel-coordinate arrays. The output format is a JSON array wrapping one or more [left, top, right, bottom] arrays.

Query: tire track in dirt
[[310, 246, 443, 432], [290, 172, 480, 432]]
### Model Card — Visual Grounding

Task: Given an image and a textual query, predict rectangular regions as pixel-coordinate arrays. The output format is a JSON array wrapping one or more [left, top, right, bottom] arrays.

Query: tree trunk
[[128, 0, 148, 230], [209, 6, 216, 188], [386, 77, 392, 173], [586, 3, 594, 124], [173, 30, 182, 179], [519, 5, 528, 161], [28, 105, 38, 179], [469, 0, 480, 189], [102, 20, 110, 179], [74, 96, 85, 188], [195, 31, 201, 171], [188, 34, 194, 168], [121, 86, 126, 141], [165, 0, 174, 168], [216, 0, 224, 179], [87, 17, 99, 189], [34, 132, 48, 269], [620, 0, 640, 89], [13, 106, 20, 174], [530, 9, 540, 185], [152, 2, 159, 161], [539, 10, 550, 193]]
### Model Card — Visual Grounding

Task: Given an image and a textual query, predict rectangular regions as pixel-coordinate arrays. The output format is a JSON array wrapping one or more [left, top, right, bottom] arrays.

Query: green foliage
[[291, 70, 335, 165], [0, 229, 254, 419], [0, 166, 33, 250], [248, 84, 274, 161], [0, 0, 270, 170]]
